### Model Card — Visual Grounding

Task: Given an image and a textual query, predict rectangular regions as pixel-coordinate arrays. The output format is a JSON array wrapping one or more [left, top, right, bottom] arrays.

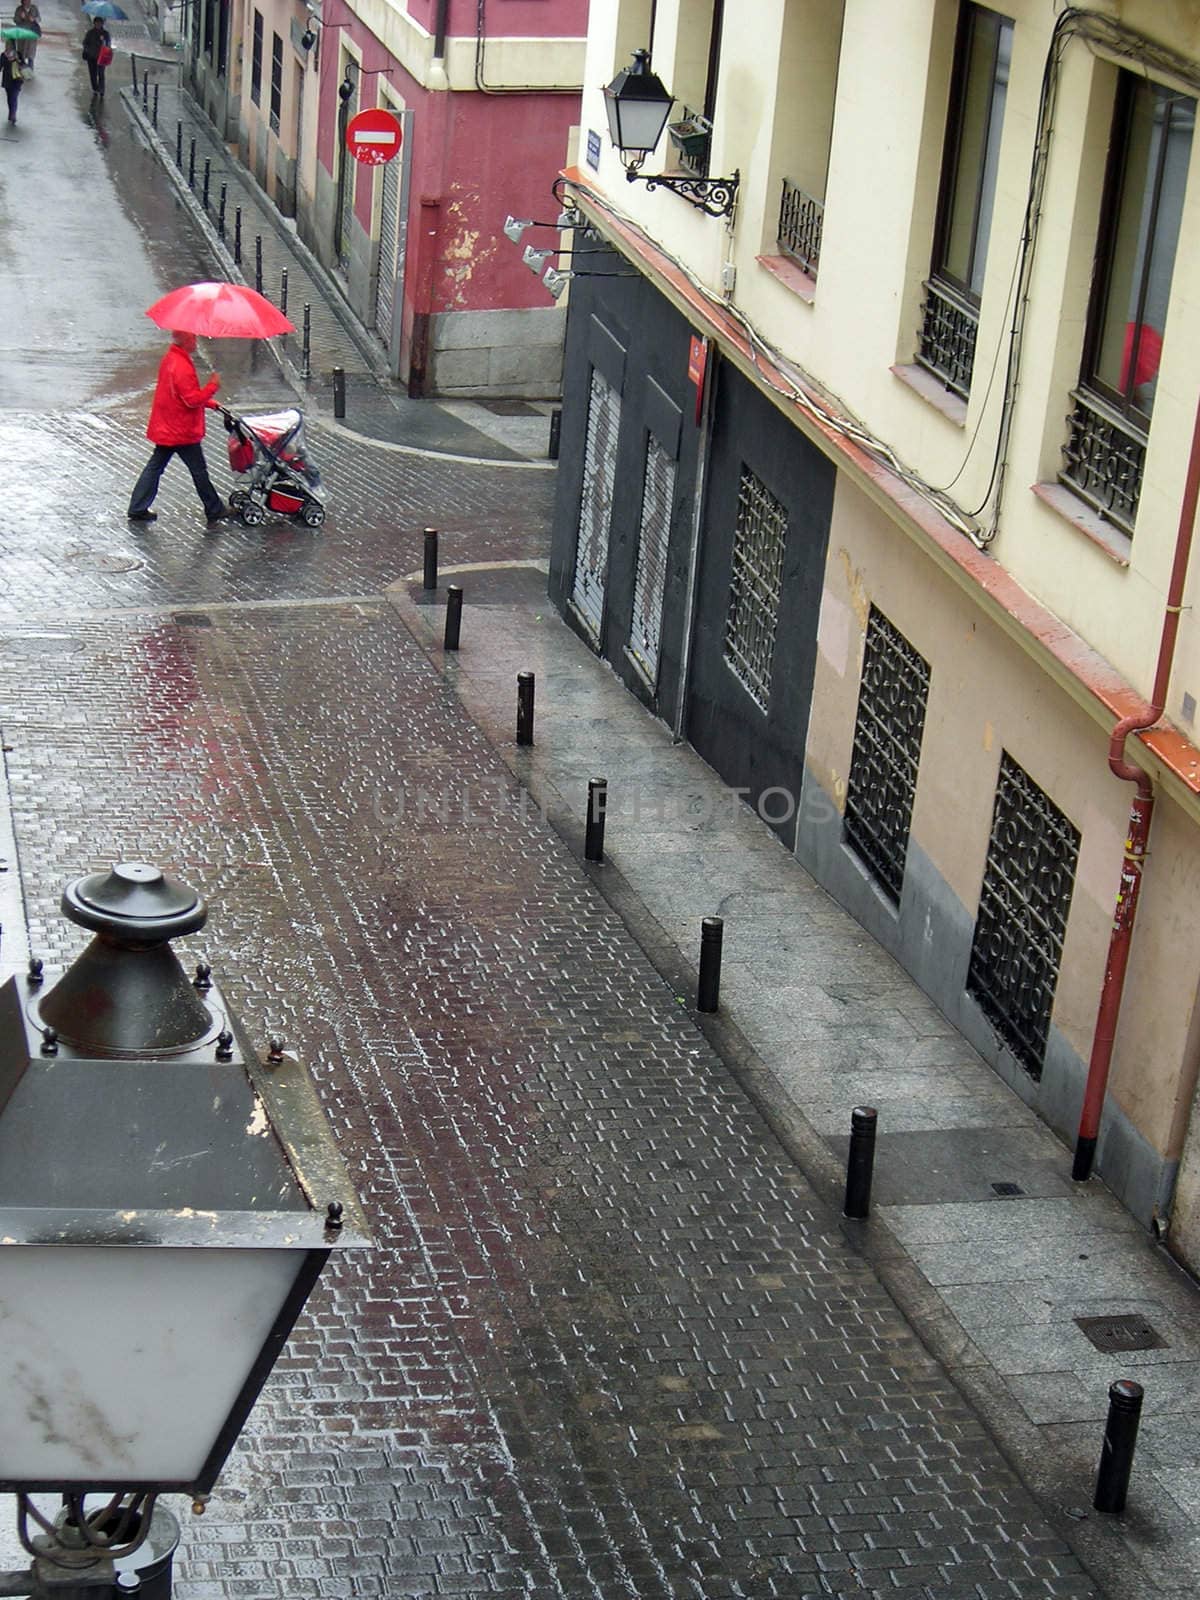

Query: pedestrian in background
[[14, 1, 39, 69], [82, 16, 111, 97], [127, 331, 232, 526], [1, 41, 24, 125]]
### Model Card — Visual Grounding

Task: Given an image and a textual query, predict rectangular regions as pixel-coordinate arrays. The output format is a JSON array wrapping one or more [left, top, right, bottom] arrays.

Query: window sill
[[890, 362, 967, 426], [757, 254, 816, 304], [1031, 481, 1131, 568]]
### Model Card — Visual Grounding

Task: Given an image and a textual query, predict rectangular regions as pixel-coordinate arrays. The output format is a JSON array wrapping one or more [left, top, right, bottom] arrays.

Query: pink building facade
[[304, 0, 586, 395]]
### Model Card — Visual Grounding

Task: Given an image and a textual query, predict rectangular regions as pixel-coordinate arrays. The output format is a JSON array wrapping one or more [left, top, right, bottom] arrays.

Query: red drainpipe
[[1073, 392, 1200, 1180]]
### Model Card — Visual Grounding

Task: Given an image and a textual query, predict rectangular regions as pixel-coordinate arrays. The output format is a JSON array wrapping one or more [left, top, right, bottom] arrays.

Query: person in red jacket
[[127, 330, 232, 524]]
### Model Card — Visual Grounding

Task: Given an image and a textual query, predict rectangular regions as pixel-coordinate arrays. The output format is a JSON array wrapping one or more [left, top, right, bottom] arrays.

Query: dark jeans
[[86, 61, 105, 95], [5, 83, 19, 122], [128, 442, 224, 518]]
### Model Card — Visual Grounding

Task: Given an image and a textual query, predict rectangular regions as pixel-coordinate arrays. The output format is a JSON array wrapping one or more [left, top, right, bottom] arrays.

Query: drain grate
[[173, 613, 213, 628], [1074, 1314, 1167, 1353], [991, 1181, 1025, 1196]]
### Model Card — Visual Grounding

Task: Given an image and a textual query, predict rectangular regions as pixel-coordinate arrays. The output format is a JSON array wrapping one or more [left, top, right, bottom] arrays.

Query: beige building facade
[[549, 0, 1200, 1269]]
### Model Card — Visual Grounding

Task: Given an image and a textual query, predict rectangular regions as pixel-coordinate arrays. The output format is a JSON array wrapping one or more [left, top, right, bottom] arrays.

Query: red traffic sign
[[345, 107, 403, 166]]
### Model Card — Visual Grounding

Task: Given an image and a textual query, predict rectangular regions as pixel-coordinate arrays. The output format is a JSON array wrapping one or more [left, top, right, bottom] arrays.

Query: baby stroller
[[221, 406, 326, 529]]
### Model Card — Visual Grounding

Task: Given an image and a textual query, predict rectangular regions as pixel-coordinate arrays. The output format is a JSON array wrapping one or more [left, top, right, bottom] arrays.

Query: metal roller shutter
[[374, 152, 400, 349], [629, 433, 675, 685]]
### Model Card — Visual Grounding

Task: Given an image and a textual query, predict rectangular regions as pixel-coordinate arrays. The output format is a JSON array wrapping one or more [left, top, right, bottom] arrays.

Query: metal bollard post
[[301, 304, 312, 379], [141, 72, 149, 113], [444, 586, 463, 652], [548, 407, 562, 461], [254, 236, 263, 294], [188, 139, 196, 190], [280, 268, 288, 316], [332, 367, 345, 418], [697, 917, 724, 1013], [1094, 1380, 1144, 1514], [843, 1106, 878, 1219], [585, 778, 608, 863], [516, 672, 535, 746], [233, 208, 243, 265], [422, 528, 438, 591], [218, 184, 227, 238], [202, 159, 210, 212], [175, 120, 182, 169], [153, 83, 159, 129], [131, 53, 138, 95]]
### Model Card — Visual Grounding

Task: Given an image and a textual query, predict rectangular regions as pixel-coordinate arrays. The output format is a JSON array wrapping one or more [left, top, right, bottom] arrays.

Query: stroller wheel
[[302, 505, 326, 529], [240, 502, 267, 527], [228, 490, 247, 510]]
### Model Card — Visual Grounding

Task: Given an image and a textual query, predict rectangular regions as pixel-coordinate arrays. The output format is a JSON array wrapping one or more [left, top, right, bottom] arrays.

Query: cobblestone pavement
[[1, 601, 1102, 1600], [0, 13, 1124, 1600]]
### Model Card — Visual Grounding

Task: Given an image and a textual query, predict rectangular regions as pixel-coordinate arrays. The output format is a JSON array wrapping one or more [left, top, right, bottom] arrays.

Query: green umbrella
[[1, 26, 40, 38]]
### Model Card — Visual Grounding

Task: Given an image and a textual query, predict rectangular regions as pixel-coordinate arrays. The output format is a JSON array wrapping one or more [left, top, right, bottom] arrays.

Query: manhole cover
[[991, 1181, 1025, 1196], [65, 550, 144, 573], [1074, 1314, 1167, 1353], [173, 612, 213, 628], [0, 634, 86, 656]]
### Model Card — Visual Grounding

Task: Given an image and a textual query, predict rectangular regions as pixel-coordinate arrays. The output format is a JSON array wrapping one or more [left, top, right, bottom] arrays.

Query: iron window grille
[[917, 4, 1013, 397], [250, 10, 262, 106], [1059, 74, 1194, 535], [966, 753, 1080, 1078], [724, 466, 788, 711], [629, 433, 676, 685], [571, 368, 622, 642], [269, 33, 283, 134], [778, 178, 824, 278], [843, 609, 931, 904]]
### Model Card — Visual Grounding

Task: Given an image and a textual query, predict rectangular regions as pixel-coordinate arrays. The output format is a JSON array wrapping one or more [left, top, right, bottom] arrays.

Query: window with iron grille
[[966, 753, 1080, 1078], [843, 609, 930, 904], [917, 4, 1013, 398], [629, 433, 676, 685], [1059, 73, 1194, 535], [250, 11, 262, 106], [270, 32, 283, 134], [724, 466, 787, 710]]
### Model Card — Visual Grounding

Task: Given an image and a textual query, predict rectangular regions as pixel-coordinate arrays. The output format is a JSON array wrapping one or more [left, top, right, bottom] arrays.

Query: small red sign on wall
[[346, 108, 404, 166], [688, 334, 709, 423]]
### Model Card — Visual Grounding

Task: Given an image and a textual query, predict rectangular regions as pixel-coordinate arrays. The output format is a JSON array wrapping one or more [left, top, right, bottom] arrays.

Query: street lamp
[[602, 49, 740, 219], [0, 862, 370, 1595]]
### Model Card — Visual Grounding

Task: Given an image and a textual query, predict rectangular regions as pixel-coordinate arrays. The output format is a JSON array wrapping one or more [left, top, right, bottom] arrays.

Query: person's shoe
[[205, 503, 234, 525], [127, 510, 157, 522]]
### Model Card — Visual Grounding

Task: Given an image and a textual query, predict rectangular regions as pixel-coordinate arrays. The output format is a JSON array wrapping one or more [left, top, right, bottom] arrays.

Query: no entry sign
[[346, 107, 404, 166]]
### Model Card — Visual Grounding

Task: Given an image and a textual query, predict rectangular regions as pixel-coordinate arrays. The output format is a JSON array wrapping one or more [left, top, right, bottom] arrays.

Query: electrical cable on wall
[[473, 0, 580, 95]]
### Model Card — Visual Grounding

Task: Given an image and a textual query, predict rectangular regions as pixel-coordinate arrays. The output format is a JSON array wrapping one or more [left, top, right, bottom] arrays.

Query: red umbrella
[[145, 281, 294, 338]]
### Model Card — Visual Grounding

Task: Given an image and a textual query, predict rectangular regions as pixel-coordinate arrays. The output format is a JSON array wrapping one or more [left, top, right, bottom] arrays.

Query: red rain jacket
[[146, 344, 219, 446]]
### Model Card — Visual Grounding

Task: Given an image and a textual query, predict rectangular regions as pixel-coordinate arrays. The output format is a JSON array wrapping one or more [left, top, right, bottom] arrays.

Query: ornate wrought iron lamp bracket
[[623, 160, 740, 219]]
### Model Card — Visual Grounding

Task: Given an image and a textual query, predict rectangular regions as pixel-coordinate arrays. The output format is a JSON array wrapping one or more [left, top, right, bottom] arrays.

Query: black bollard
[[280, 268, 288, 316], [254, 236, 263, 294], [422, 528, 438, 591], [444, 586, 463, 652], [218, 184, 227, 238], [175, 120, 182, 169], [332, 366, 346, 418], [188, 139, 196, 190], [585, 778, 608, 863], [202, 158, 211, 212], [301, 304, 312, 379], [843, 1106, 878, 1219], [234, 207, 242, 265], [1094, 1380, 1144, 1514], [153, 83, 159, 129], [516, 672, 535, 746], [697, 916, 724, 1012], [141, 72, 149, 113], [131, 53, 138, 94], [548, 407, 562, 461]]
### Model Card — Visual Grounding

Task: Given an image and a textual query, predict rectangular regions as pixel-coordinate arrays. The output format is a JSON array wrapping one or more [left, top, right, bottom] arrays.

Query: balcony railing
[[668, 110, 710, 177], [777, 178, 824, 278], [1059, 389, 1146, 536], [916, 277, 979, 399]]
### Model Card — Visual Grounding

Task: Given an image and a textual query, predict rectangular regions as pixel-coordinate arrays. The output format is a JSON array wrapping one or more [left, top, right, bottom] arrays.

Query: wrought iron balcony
[[916, 277, 978, 399], [1059, 388, 1146, 536], [777, 178, 824, 278]]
